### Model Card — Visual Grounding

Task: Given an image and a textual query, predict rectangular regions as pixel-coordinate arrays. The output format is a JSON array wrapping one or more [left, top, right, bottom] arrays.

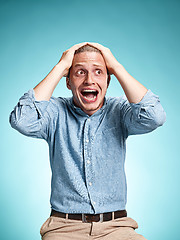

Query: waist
[[50, 209, 127, 223]]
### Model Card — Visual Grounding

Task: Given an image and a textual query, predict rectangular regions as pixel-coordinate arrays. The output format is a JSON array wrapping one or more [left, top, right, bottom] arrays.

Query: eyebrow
[[74, 63, 104, 68]]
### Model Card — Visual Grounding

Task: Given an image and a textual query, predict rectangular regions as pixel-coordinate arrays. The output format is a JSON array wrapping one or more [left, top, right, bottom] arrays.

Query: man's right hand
[[59, 42, 88, 77], [33, 42, 88, 101]]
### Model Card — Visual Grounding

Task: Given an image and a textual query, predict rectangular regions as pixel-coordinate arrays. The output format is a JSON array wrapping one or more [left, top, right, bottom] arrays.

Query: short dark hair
[[74, 44, 102, 55]]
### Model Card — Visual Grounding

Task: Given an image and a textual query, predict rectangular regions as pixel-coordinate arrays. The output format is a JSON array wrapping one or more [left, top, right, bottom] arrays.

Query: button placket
[[83, 118, 96, 209]]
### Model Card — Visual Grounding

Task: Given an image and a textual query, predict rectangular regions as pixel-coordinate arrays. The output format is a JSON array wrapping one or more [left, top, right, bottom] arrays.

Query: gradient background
[[1, 0, 179, 239]]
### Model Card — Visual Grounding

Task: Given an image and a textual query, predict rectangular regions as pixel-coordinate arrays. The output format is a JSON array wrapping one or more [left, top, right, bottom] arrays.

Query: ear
[[66, 77, 71, 90], [107, 75, 111, 87]]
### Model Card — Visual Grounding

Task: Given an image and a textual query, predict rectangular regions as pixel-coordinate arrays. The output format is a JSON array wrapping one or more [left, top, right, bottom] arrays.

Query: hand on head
[[59, 42, 119, 77], [59, 42, 88, 77], [86, 42, 119, 75]]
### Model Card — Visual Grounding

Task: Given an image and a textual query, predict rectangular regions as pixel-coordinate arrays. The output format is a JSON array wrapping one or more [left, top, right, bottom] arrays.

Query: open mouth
[[81, 89, 99, 102]]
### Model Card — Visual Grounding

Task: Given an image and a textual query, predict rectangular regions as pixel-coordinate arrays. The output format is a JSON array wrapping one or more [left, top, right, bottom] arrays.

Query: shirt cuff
[[129, 89, 160, 118], [19, 89, 50, 115]]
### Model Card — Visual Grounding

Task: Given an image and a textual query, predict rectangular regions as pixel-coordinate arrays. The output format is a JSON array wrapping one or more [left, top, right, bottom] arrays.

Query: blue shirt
[[9, 89, 166, 214]]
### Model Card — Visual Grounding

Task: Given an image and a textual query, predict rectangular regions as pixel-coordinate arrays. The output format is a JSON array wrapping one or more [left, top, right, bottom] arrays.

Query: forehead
[[72, 51, 106, 68]]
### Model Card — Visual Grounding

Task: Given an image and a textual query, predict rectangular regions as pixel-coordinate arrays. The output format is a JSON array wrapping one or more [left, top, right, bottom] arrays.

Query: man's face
[[66, 51, 110, 116]]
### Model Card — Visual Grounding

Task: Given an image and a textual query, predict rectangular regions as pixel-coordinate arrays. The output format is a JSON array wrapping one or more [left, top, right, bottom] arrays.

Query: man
[[9, 42, 166, 240]]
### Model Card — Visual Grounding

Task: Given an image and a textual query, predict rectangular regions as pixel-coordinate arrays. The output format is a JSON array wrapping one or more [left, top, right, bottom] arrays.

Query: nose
[[83, 73, 95, 85]]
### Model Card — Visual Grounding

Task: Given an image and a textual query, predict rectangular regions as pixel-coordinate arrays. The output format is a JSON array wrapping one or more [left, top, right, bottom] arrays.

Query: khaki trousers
[[40, 215, 147, 240]]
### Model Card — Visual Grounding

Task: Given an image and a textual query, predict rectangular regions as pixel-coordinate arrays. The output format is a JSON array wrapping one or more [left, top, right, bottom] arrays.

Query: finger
[[87, 42, 106, 51], [70, 42, 88, 52], [64, 42, 87, 54]]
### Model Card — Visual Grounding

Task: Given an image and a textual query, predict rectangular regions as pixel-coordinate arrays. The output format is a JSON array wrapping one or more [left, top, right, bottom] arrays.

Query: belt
[[50, 209, 127, 223]]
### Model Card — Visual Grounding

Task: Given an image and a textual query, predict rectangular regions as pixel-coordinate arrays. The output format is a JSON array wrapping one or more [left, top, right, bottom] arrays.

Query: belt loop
[[99, 213, 103, 223], [82, 214, 86, 223], [112, 211, 114, 220], [66, 213, 68, 219]]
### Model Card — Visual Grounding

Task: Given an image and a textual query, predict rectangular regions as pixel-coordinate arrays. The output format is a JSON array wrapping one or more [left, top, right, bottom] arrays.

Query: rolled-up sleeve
[[121, 89, 166, 136], [9, 89, 57, 140]]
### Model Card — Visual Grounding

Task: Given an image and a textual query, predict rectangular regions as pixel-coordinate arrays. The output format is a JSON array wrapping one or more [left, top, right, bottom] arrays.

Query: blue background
[[1, 0, 179, 239]]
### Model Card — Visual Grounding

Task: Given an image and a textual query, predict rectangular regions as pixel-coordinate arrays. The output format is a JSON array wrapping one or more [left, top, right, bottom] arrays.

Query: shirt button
[[86, 139, 89, 143], [89, 182, 92, 186], [87, 118, 91, 122], [87, 160, 90, 164], [93, 201, 96, 204]]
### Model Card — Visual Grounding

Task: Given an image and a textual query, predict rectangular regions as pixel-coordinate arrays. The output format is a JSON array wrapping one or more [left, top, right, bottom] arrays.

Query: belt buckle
[[82, 213, 103, 223]]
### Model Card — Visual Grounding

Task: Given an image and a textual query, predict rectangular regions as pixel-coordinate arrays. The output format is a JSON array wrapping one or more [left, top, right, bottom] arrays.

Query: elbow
[[9, 111, 44, 138], [9, 110, 30, 135], [9, 111, 18, 130], [152, 109, 166, 128], [9, 111, 25, 134]]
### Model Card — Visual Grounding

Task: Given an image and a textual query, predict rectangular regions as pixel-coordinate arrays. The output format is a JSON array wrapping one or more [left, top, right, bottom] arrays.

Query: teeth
[[82, 89, 97, 93]]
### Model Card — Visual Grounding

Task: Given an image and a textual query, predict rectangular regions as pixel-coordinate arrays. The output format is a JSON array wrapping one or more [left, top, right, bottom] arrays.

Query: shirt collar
[[68, 97, 108, 117]]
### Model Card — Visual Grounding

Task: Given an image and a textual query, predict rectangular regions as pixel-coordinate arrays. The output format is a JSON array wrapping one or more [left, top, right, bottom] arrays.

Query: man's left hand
[[86, 42, 120, 75]]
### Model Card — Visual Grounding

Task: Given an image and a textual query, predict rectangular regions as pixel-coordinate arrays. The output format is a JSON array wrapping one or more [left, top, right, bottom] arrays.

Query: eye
[[77, 69, 85, 75], [95, 69, 102, 75]]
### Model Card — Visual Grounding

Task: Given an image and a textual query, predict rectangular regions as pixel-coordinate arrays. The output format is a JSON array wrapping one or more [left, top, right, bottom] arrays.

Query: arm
[[87, 42, 166, 134], [111, 64, 147, 103], [10, 42, 88, 138], [34, 42, 88, 101], [9, 89, 51, 139], [87, 42, 147, 103], [120, 90, 166, 136]]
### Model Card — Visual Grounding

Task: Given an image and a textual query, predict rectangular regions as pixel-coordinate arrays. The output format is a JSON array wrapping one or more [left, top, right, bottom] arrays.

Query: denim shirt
[[9, 89, 166, 214]]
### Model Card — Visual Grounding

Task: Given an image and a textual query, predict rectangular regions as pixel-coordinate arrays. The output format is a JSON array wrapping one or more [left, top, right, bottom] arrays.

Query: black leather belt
[[50, 209, 127, 223]]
